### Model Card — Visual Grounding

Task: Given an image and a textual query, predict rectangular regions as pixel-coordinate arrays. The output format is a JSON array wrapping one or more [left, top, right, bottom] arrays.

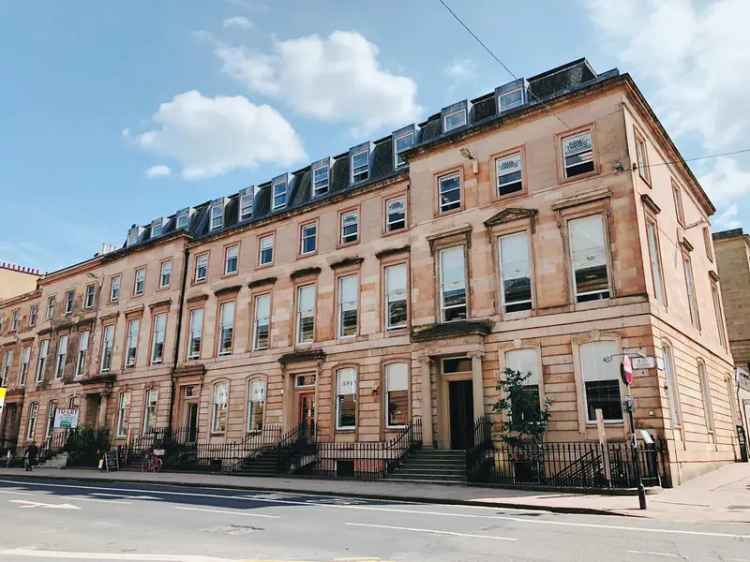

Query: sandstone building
[[0, 59, 740, 485]]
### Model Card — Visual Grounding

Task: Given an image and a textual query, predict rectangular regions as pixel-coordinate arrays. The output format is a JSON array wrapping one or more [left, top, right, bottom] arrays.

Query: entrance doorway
[[184, 402, 198, 443], [84, 394, 101, 427], [449, 380, 474, 450], [297, 392, 316, 439]]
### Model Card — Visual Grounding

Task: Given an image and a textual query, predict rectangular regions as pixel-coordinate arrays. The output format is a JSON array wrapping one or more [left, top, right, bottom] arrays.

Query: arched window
[[385, 363, 408, 428], [211, 382, 229, 434], [247, 379, 266, 433]]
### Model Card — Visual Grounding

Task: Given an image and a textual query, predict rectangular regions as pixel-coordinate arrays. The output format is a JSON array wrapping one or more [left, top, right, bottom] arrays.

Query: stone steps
[[388, 448, 467, 485]]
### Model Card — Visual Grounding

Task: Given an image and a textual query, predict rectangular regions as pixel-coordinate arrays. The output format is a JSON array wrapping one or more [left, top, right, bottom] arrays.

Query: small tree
[[494, 368, 551, 447]]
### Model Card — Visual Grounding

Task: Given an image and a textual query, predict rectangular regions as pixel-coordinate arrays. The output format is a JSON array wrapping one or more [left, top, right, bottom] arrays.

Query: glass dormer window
[[392, 125, 417, 168], [496, 78, 528, 113], [239, 186, 254, 220], [350, 142, 371, 183], [272, 174, 289, 210], [209, 198, 225, 231], [312, 158, 331, 197], [127, 225, 143, 247], [442, 101, 469, 133], [150, 217, 165, 238], [175, 208, 192, 230]]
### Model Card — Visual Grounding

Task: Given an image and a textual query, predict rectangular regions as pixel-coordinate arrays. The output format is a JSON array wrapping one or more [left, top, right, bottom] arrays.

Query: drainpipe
[[167, 244, 190, 434]]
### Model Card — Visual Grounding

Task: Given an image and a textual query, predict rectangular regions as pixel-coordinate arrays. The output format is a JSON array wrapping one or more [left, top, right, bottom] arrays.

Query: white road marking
[[10, 499, 80, 510], [0, 488, 132, 505], [346, 522, 517, 541], [0, 548, 239, 561], [3, 479, 749, 540], [627, 551, 686, 559], [175, 506, 280, 519]]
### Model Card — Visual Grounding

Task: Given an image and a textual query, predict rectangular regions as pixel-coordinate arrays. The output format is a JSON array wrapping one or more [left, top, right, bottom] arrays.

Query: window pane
[[580, 341, 622, 421], [500, 232, 532, 312], [569, 215, 610, 301], [189, 309, 203, 358], [336, 368, 357, 428], [505, 349, 539, 385], [386, 263, 408, 329], [386, 198, 406, 231], [496, 154, 523, 196], [254, 294, 270, 350], [439, 175, 461, 212], [339, 275, 358, 337], [585, 380, 622, 421], [563, 132, 594, 177], [646, 222, 665, 304], [440, 246, 467, 321]]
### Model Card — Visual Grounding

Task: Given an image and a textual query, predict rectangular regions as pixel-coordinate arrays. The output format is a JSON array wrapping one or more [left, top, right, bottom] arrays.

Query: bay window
[[568, 215, 611, 302], [151, 313, 167, 364], [218, 302, 235, 355], [385, 263, 407, 330], [498, 231, 532, 312], [247, 379, 266, 432], [253, 294, 271, 351], [439, 246, 467, 322], [296, 285, 316, 344], [211, 382, 228, 433], [385, 363, 408, 428], [580, 340, 622, 422], [336, 368, 357, 430], [337, 275, 359, 338]]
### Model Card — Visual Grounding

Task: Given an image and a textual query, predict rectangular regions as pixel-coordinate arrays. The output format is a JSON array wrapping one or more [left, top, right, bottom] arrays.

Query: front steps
[[388, 448, 466, 485]]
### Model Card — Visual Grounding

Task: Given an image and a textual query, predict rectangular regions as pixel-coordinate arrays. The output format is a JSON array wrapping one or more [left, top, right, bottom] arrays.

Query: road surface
[[0, 477, 747, 561]]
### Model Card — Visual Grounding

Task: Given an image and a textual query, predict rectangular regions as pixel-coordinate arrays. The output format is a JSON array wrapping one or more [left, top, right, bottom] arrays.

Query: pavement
[[1, 461, 749, 522], [0, 476, 749, 562]]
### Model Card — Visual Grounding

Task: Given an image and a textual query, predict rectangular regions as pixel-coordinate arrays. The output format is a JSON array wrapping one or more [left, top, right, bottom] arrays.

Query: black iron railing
[[295, 417, 423, 480], [466, 416, 493, 480], [38, 429, 74, 461], [469, 439, 665, 489]]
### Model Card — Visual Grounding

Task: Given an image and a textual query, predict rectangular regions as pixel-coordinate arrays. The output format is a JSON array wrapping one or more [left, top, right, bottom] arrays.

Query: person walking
[[5, 448, 12, 468], [24, 442, 37, 471]]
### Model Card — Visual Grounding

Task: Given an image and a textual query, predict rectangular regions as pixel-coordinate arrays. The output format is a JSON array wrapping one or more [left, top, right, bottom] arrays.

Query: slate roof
[[122, 58, 619, 250]]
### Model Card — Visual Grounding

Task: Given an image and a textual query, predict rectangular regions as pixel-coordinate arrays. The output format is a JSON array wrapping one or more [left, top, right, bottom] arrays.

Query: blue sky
[[2, 0, 748, 273]]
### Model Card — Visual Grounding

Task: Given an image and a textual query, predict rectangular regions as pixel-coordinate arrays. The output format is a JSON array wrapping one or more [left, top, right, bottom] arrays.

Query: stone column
[[419, 355, 433, 448], [469, 351, 485, 423]]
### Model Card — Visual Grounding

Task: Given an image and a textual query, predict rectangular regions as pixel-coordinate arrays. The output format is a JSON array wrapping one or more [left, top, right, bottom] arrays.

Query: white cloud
[[714, 203, 741, 230], [145, 164, 172, 178], [223, 16, 253, 30], [131, 90, 306, 180], [585, 0, 750, 210], [444, 59, 477, 82], [215, 31, 422, 135]]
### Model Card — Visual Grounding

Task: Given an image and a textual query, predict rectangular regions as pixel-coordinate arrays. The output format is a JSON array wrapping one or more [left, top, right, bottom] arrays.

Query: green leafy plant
[[494, 367, 551, 446], [64, 426, 110, 467]]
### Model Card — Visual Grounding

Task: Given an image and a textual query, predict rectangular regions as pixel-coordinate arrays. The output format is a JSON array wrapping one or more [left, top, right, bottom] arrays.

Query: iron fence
[[469, 438, 665, 489], [296, 417, 423, 480]]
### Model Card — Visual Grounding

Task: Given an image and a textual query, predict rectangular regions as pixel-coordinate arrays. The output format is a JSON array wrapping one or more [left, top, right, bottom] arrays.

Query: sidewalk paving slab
[[0, 464, 747, 522]]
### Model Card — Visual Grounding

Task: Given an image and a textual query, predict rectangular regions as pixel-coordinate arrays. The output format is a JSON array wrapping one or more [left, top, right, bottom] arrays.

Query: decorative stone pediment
[[484, 208, 538, 230]]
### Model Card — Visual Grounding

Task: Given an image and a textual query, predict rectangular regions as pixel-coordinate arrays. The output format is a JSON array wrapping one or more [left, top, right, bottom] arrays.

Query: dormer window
[[350, 142, 371, 184], [239, 186, 254, 221], [272, 174, 289, 210], [127, 225, 143, 247], [392, 125, 417, 168], [312, 158, 331, 197], [176, 207, 193, 230], [496, 78, 527, 113], [150, 217, 165, 238], [209, 198, 225, 231], [442, 101, 469, 133]]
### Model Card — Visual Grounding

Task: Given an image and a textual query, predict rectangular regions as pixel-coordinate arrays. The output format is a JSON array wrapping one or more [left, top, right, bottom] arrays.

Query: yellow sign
[[0, 387, 6, 417]]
